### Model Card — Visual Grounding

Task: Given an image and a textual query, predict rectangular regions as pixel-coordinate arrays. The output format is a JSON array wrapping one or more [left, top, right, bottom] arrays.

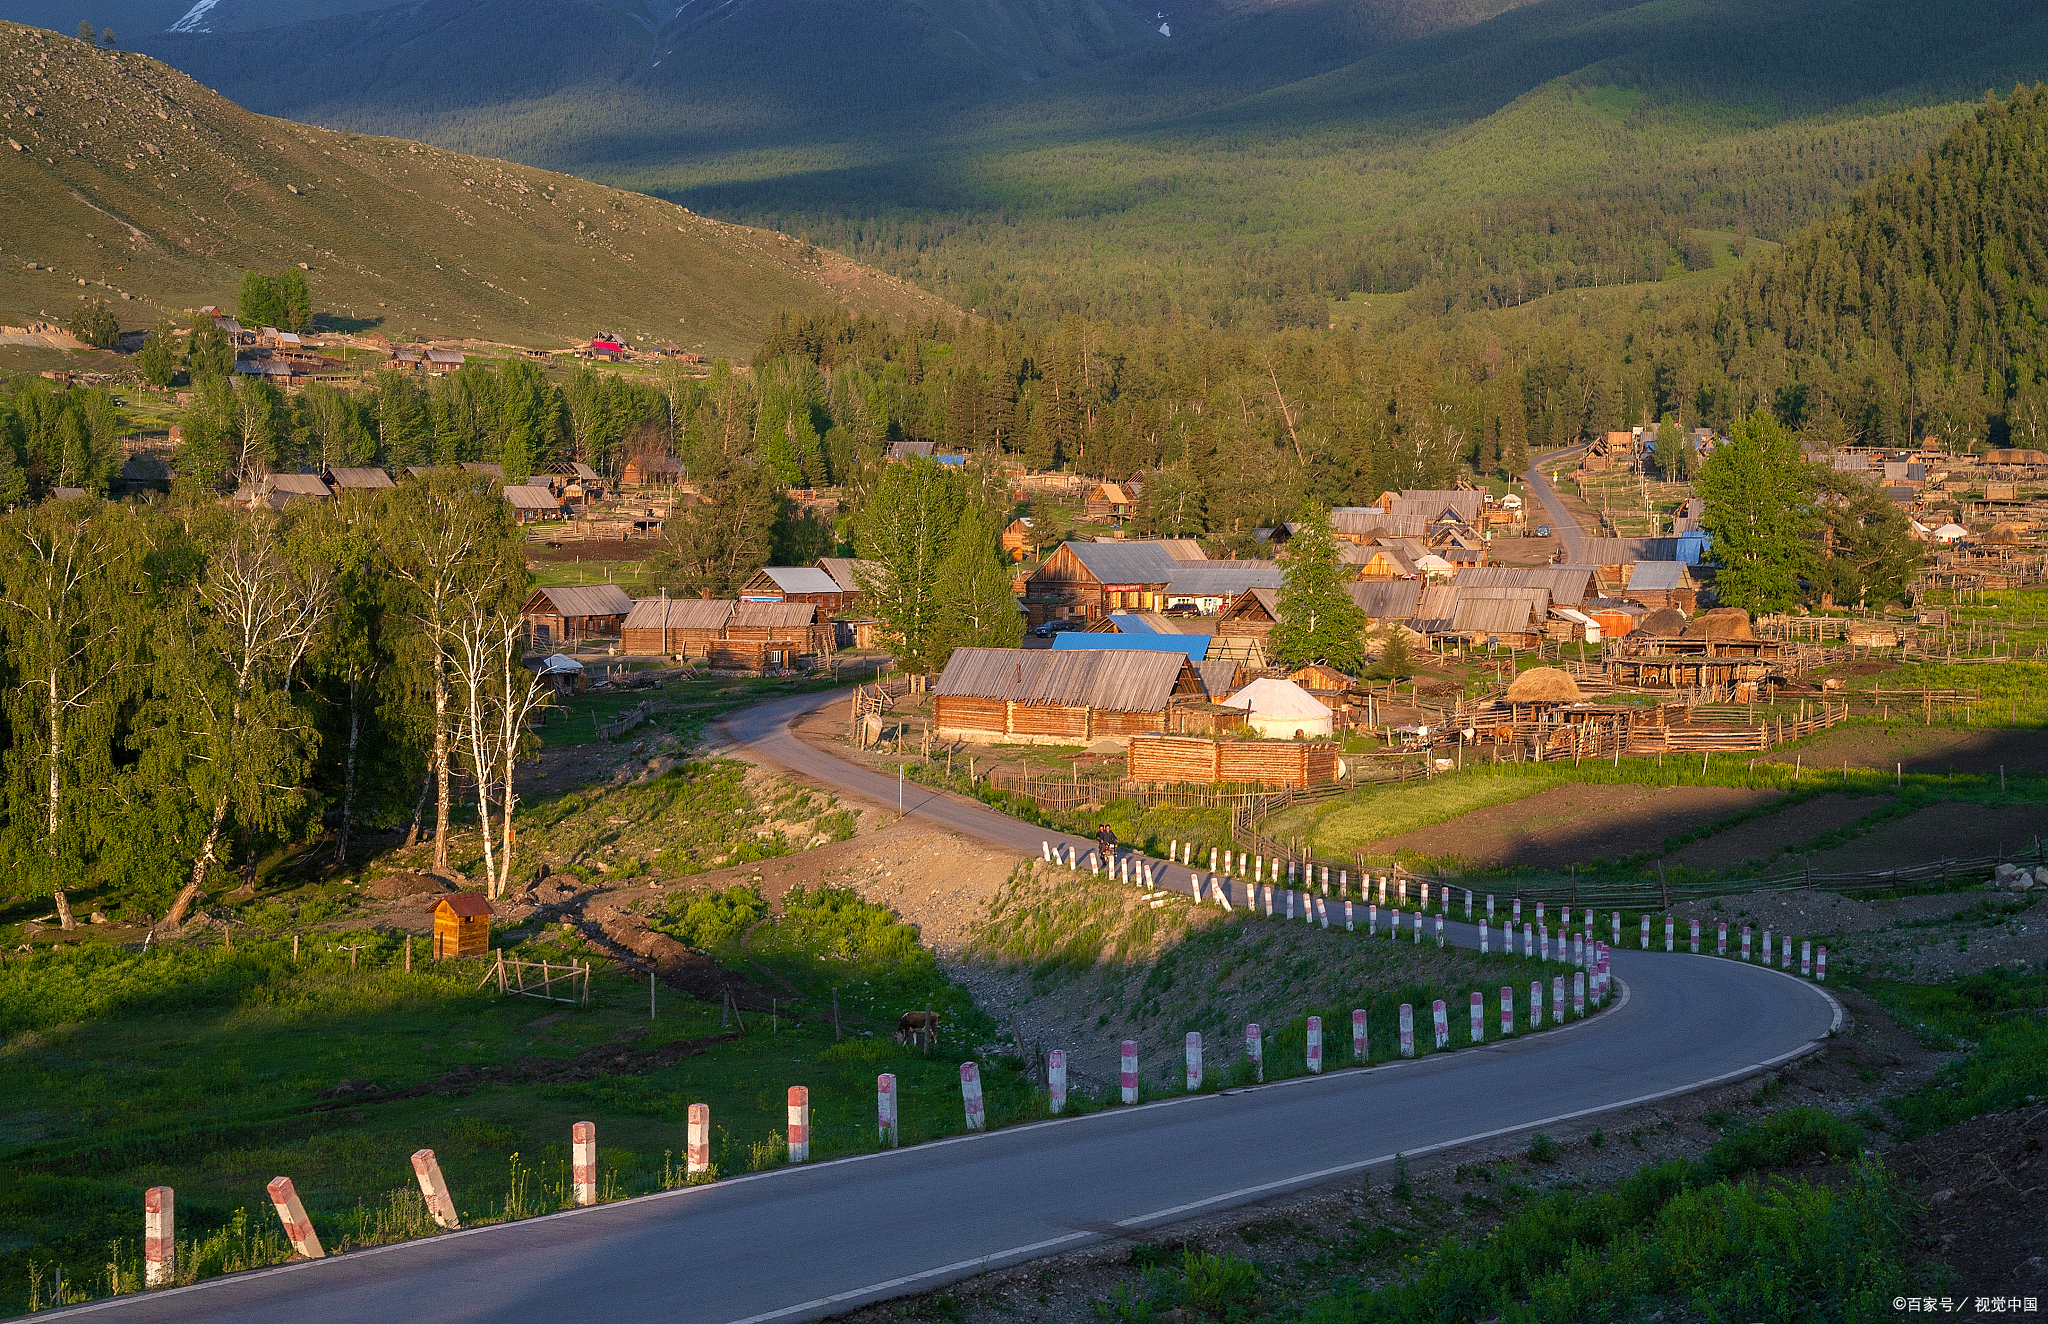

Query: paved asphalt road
[[1523, 447, 1589, 564], [60, 690, 1840, 1324]]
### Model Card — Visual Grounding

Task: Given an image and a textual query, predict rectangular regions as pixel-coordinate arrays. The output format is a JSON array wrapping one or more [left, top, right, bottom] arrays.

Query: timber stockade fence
[[1226, 783, 2048, 911]]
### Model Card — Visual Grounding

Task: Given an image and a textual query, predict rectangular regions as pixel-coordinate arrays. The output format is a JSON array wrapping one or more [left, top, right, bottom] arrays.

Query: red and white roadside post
[[1352, 1008, 1367, 1063], [788, 1086, 812, 1160], [1431, 999, 1448, 1049], [1523, 923, 1533, 957], [1762, 928, 1773, 966], [266, 1176, 324, 1259], [1782, 935, 1793, 970], [1801, 940, 1812, 977], [879, 1073, 900, 1145], [1689, 919, 1700, 954], [411, 1149, 460, 1227], [1307, 1016, 1323, 1073], [1470, 991, 1483, 1043], [1398, 1004, 1415, 1058], [959, 1063, 984, 1131], [1817, 947, 1828, 981], [1573, 971, 1586, 1018], [1246, 1023, 1263, 1081], [1345, 899, 1354, 931], [1717, 921, 1728, 955], [1640, 915, 1650, 949], [1185, 1032, 1203, 1091], [1552, 976, 1565, 1025], [1529, 981, 1542, 1030], [1047, 1051, 1067, 1115], [1611, 911, 1621, 946], [144, 1187, 174, 1288], [1479, 918, 1489, 953], [1741, 926, 1752, 961], [688, 1103, 711, 1174], [571, 1122, 597, 1207], [1121, 1040, 1139, 1104], [1500, 985, 1514, 1036], [1664, 916, 1674, 952]]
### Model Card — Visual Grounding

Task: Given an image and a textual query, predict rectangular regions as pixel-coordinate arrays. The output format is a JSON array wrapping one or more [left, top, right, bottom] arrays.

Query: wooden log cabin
[[620, 597, 734, 655], [520, 584, 634, 648], [1126, 734, 1340, 788], [933, 647, 1203, 746], [739, 565, 855, 612]]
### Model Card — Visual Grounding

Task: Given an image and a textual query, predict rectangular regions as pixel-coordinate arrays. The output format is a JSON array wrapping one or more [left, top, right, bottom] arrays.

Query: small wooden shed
[[433, 893, 494, 959]]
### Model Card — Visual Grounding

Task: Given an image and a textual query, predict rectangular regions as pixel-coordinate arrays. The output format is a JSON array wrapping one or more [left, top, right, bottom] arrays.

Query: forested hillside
[[1705, 86, 2048, 449], [114, 0, 2048, 332]]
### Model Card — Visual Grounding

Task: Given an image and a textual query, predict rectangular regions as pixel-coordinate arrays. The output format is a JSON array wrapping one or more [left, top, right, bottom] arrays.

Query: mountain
[[0, 21, 948, 352]]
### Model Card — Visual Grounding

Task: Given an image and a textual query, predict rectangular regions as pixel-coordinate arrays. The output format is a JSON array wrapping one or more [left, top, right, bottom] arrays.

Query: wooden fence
[[1229, 815, 2046, 912]]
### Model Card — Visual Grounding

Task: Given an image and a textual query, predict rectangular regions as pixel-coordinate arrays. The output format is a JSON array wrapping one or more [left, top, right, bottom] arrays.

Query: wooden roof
[[936, 647, 1195, 712], [327, 465, 395, 490], [436, 893, 494, 918], [1452, 566, 1592, 607], [527, 584, 634, 618], [504, 485, 561, 510], [730, 601, 818, 628], [623, 597, 734, 631]]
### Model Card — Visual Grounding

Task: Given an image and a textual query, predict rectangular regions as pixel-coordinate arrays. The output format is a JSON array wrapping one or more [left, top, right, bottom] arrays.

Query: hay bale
[[1505, 666, 1583, 703], [1985, 522, 2024, 544], [1683, 607, 1753, 640], [1640, 606, 1690, 636]]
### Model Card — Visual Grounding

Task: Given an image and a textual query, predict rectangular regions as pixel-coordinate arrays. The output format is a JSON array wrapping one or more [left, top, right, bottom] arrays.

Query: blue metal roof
[[1050, 633, 1210, 662]]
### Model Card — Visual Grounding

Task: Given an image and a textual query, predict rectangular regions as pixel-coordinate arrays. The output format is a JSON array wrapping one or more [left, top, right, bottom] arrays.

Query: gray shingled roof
[[750, 566, 842, 595], [623, 598, 734, 631], [531, 584, 634, 618], [936, 647, 1188, 712], [1348, 580, 1424, 619], [1452, 566, 1592, 607]]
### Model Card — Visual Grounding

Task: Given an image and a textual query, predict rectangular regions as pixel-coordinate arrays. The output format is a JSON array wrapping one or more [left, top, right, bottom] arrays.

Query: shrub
[[650, 885, 766, 951]]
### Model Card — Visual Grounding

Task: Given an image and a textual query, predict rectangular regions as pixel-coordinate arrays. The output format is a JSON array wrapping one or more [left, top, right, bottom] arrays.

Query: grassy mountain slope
[[0, 22, 948, 352]]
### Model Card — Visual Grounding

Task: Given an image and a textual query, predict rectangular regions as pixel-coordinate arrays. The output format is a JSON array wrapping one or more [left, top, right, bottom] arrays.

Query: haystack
[[1985, 522, 2024, 544], [1683, 607, 1753, 640], [1505, 666, 1583, 704], [1640, 606, 1690, 636]]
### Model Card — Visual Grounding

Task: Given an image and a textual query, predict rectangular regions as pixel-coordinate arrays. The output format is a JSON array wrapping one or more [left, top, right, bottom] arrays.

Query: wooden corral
[[1127, 735, 1340, 788], [433, 893, 493, 959]]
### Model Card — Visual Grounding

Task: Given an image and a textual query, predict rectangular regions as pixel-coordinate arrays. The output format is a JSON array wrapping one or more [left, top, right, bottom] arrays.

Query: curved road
[[1523, 446, 1590, 564], [57, 689, 1839, 1324]]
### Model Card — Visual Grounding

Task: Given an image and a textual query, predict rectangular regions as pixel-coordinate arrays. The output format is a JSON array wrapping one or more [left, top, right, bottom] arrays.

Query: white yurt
[[1932, 523, 1969, 544], [1220, 676, 1334, 739]]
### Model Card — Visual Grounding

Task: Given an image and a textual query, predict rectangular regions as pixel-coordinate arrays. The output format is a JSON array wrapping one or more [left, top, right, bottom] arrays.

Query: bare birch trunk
[[333, 672, 361, 866], [162, 795, 229, 932], [403, 765, 433, 848], [432, 667, 452, 872]]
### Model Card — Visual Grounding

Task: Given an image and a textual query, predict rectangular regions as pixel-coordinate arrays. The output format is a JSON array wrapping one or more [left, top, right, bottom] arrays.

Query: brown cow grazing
[[896, 1010, 941, 1047]]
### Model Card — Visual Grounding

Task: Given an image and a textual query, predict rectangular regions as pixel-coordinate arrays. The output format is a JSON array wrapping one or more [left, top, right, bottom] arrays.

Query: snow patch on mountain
[[167, 0, 219, 31]]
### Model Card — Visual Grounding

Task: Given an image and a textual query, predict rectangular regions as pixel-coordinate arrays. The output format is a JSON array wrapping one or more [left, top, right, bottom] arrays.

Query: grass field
[[0, 885, 1021, 1311]]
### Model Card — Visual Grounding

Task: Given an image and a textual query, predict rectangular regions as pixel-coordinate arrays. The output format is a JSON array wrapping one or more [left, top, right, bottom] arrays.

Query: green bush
[[1702, 1105, 1862, 1176], [650, 885, 767, 951]]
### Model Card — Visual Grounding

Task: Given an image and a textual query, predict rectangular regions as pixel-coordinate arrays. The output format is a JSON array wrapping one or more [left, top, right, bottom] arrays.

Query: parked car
[[1031, 619, 1086, 637], [1535, 525, 1552, 537], [1163, 602, 1201, 617]]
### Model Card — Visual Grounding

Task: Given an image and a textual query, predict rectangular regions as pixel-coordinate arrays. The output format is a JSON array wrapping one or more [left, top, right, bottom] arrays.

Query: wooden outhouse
[[433, 893, 494, 959]]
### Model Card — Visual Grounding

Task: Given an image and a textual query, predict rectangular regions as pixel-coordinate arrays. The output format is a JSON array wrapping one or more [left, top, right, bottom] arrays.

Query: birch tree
[[380, 473, 525, 874], [0, 501, 136, 928], [449, 594, 548, 897], [156, 515, 331, 932]]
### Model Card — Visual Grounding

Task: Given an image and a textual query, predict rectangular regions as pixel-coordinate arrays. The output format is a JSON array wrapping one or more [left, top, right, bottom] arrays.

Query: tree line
[[0, 474, 543, 929]]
